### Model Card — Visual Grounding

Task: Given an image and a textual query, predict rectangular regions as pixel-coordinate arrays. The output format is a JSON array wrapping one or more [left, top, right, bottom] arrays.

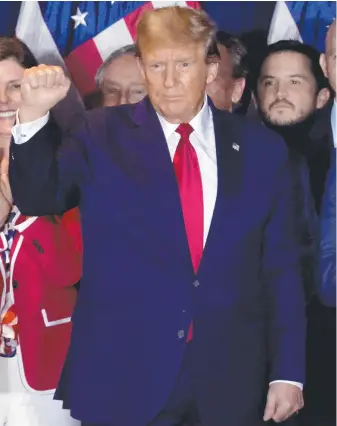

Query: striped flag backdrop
[[16, 1, 199, 98], [0, 1, 334, 120]]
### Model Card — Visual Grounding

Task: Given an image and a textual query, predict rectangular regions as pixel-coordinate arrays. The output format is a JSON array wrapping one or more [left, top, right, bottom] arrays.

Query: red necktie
[[173, 123, 204, 342]]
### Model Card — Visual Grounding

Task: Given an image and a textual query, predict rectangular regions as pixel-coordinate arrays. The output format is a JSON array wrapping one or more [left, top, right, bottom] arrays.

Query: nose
[[163, 64, 176, 89], [119, 93, 128, 106], [0, 88, 9, 104], [275, 81, 288, 99]]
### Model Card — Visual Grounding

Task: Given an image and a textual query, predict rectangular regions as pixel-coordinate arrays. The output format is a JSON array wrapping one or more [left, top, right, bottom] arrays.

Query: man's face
[[139, 42, 217, 123], [206, 45, 245, 111], [257, 51, 327, 126], [320, 21, 336, 93], [99, 54, 147, 107]]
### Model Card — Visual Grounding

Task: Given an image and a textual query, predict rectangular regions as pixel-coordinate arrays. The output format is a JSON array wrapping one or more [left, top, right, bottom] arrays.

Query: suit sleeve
[[290, 154, 317, 303], [316, 152, 336, 307], [9, 114, 90, 216], [262, 154, 307, 385]]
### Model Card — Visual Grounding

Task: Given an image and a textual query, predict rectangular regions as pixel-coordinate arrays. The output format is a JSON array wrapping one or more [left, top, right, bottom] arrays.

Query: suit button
[[177, 329, 185, 339], [13, 280, 18, 289], [193, 280, 200, 288]]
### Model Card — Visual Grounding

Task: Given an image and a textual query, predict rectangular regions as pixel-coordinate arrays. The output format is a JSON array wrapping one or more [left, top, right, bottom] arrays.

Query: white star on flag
[[71, 7, 88, 29]]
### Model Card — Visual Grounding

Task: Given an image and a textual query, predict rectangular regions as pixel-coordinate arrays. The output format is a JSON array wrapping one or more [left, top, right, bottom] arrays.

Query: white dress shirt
[[12, 103, 302, 390], [156, 101, 217, 248]]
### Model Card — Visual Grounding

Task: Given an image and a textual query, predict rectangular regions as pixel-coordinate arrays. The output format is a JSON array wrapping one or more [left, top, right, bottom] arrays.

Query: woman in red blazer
[[0, 38, 82, 426]]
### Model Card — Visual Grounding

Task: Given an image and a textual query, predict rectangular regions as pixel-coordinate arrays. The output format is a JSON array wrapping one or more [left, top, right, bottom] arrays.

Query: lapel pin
[[232, 143, 240, 151]]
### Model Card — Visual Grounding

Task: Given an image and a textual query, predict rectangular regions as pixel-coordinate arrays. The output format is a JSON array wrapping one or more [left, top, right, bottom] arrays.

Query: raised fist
[[19, 64, 71, 123]]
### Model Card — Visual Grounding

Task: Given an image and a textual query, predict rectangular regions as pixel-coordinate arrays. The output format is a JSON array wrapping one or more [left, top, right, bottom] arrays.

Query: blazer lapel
[[199, 105, 244, 272], [129, 98, 194, 272], [212, 107, 243, 198], [126, 98, 244, 274]]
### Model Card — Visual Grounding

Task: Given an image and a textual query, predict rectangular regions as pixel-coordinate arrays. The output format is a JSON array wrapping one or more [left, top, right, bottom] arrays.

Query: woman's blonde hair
[[136, 6, 219, 62]]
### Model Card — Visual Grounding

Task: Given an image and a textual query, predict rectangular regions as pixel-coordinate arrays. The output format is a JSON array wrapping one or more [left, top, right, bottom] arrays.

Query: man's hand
[[20, 64, 71, 123], [263, 382, 304, 423]]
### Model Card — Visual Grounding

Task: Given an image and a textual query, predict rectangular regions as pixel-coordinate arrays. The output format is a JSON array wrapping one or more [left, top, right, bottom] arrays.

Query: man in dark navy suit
[[254, 36, 336, 426], [8, 6, 305, 426]]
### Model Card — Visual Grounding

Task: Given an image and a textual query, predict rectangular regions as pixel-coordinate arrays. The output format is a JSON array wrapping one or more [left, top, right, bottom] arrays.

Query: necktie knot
[[176, 123, 194, 139]]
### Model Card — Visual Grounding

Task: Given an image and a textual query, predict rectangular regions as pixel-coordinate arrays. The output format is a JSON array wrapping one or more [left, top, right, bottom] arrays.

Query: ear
[[206, 62, 218, 85], [137, 57, 145, 80], [231, 78, 246, 104], [320, 53, 328, 78], [316, 87, 330, 109]]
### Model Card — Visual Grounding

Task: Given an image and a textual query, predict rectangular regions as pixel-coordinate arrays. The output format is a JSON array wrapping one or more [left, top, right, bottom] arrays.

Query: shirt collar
[[331, 100, 336, 148], [156, 96, 211, 141]]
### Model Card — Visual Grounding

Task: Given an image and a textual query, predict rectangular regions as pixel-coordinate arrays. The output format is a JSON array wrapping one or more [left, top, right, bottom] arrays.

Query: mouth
[[0, 111, 16, 118], [163, 96, 183, 101], [271, 103, 292, 110]]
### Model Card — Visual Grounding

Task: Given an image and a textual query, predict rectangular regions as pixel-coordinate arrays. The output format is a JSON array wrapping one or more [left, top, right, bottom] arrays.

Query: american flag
[[16, 1, 199, 99], [0, 0, 332, 123], [14, 1, 336, 96]]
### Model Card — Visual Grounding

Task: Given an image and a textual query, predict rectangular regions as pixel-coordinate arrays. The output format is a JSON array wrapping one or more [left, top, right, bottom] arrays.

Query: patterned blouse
[[0, 206, 20, 357]]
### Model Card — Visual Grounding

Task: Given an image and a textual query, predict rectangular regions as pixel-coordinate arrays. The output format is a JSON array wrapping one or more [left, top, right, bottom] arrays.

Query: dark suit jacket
[[317, 148, 336, 307], [307, 101, 334, 214], [9, 98, 306, 426], [288, 150, 317, 301]]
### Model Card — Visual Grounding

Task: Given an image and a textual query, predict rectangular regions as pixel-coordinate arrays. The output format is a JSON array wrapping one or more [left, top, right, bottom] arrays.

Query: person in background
[[255, 40, 331, 214], [318, 19, 336, 307], [255, 38, 335, 426], [10, 6, 306, 426], [255, 40, 330, 302], [0, 37, 82, 426], [84, 44, 147, 109], [255, 40, 330, 145], [206, 30, 247, 111]]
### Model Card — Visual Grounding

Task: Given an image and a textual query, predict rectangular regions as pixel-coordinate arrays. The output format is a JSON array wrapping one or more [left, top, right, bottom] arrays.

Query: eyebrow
[[260, 74, 308, 81], [101, 80, 121, 88], [259, 75, 275, 80], [288, 73, 308, 80], [176, 57, 194, 62]]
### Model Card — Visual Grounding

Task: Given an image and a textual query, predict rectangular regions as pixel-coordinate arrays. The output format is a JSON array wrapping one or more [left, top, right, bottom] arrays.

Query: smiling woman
[[0, 38, 36, 141], [0, 38, 37, 222], [0, 37, 82, 426]]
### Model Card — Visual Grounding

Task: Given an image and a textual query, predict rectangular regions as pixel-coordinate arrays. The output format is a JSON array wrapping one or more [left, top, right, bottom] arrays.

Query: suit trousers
[[83, 344, 200, 426]]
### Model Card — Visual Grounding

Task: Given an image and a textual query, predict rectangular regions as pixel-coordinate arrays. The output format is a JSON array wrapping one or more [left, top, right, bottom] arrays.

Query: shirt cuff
[[11, 111, 50, 144], [269, 380, 303, 390]]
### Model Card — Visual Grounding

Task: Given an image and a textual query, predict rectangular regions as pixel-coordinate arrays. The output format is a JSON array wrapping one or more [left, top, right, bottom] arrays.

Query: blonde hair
[[136, 6, 218, 61]]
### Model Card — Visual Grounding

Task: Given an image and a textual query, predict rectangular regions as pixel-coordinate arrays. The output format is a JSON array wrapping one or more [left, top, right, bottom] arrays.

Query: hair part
[[136, 6, 219, 62], [216, 31, 248, 79], [253, 39, 329, 94], [0, 36, 37, 69], [95, 44, 136, 87]]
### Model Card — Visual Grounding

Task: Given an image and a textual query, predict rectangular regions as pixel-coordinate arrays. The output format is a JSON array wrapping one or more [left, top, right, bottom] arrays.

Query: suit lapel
[[199, 106, 244, 273], [129, 98, 193, 272], [212, 107, 243, 198], [127, 99, 244, 274]]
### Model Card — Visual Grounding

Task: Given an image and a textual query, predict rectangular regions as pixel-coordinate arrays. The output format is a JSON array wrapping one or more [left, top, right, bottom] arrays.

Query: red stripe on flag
[[186, 1, 201, 9], [124, 2, 154, 41], [65, 39, 102, 96]]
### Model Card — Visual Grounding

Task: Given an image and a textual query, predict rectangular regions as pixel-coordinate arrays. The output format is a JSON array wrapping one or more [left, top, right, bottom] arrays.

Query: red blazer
[[0, 208, 82, 392]]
